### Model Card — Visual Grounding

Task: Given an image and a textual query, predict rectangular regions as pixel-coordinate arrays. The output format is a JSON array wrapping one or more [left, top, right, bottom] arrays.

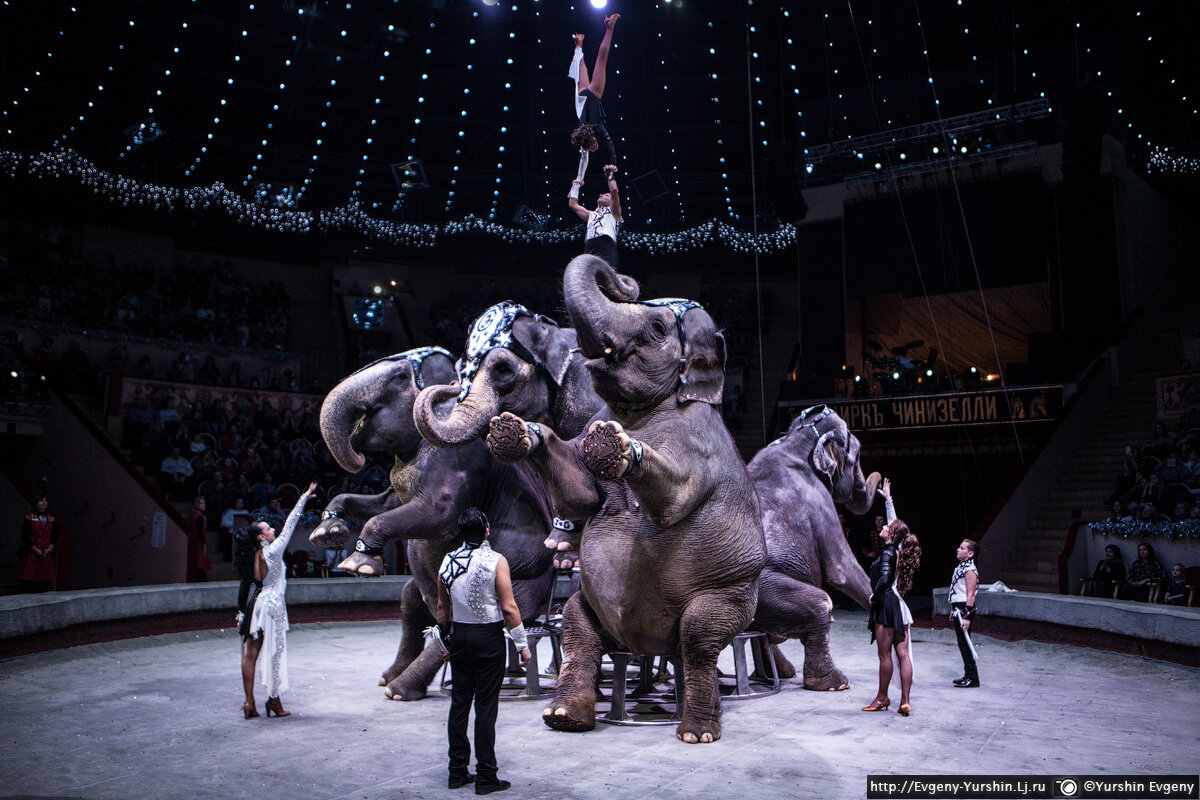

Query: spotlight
[[123, 116, 164, 148], [482, 0, 499, 5], [391, 159, 429, 191], [373, 285, 383, 295], [590, 0, 608, 7], [925, 369, 933, 377]]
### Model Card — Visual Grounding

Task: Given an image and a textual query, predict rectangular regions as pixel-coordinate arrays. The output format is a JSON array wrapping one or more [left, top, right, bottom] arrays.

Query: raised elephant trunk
[[844, 465, 882, 516], [563, 254, 642, 357], [320, 358, 406, 473], [414, 381, 498, 447]]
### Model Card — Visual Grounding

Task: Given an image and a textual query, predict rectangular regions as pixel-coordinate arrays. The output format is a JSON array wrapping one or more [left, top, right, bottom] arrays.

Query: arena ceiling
[[2, 0, 1197, 231]]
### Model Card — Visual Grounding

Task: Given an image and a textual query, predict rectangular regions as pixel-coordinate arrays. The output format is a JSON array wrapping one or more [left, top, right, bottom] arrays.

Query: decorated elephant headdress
[[457, 301, 570, 400], [349, 346, 454, 389]]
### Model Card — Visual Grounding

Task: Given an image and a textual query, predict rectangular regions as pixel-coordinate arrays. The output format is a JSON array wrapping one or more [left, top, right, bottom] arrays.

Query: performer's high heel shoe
[[264, 697, 290, 717], [242, 701, 259, 719], [861, 698, 890, 712], [898, 702, 912, 717]]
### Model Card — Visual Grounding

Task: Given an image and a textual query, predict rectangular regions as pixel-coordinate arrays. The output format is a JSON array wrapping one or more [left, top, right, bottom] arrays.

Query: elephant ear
[[811, 427, 847, 483], [676, 309, 726, 405], [420, 352, 457, 387], [512, 315, 573, 386]]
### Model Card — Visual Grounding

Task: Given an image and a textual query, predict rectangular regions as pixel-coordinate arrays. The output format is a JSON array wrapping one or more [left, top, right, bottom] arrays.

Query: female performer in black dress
[[862, 479, 922, 716]]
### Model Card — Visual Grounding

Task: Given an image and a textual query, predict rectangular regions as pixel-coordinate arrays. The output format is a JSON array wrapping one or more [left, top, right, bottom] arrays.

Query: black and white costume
[[584, 205, 622, 268], [949, 556, 980, 686], [440, 540, 513, 784]]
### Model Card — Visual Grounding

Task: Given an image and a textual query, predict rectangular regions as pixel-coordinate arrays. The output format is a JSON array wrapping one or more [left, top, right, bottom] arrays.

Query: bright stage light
[[590, 0, 608, 8], [482, 0, 499, 5]]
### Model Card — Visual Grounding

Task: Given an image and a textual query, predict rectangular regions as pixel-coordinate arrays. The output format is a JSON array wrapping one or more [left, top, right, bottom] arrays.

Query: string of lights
[[0, 148, 796, 254], [1147, 147, 1200, 176]]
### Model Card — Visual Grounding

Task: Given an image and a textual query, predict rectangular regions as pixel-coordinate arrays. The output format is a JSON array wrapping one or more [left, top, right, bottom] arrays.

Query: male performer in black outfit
[[949, 539, 981, 687], [436, 509, 531, 794]]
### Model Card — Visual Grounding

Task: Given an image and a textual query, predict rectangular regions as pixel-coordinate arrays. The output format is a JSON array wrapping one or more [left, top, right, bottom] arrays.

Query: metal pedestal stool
[[718, 630, 781, 700], [597, 652, 684, 726], [438, 625, 563, 701]]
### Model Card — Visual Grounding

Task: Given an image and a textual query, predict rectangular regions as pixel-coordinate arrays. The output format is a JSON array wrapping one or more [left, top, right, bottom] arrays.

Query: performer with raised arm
[[569, 164, 623, 268], [240, 481, 317, 719], [569, 14, 620, 183]]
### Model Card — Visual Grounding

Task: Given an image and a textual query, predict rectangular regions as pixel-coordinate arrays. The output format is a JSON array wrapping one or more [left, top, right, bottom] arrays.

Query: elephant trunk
[[414, 382, 498, 447], [321, 360, 398, 472], [563, 254, 642, 357], [844, 465, 882, 516]]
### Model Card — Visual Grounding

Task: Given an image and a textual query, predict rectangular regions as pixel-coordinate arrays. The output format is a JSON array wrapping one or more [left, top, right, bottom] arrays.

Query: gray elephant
[[316, 346, 557, 700], [414, 301, 606, 567], [748, 404, 879, 690], [484, 254, 766, 744]]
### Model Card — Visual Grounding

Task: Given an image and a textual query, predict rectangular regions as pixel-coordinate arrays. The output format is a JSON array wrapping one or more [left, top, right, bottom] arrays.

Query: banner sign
[[1156, 372, 1200, 420], [780, 385, 1063, 434]]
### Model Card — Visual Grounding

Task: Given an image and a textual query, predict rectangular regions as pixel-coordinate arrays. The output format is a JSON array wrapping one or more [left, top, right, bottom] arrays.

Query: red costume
[[188, 510, 212, 582], [20, 513, 57, 584]]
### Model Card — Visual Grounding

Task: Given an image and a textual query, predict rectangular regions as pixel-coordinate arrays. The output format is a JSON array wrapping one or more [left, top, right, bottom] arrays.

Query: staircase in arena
[[1000, 281, 1196, 593]]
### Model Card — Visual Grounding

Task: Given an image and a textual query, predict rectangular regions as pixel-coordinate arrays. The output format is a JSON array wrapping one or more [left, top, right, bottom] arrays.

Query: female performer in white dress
[[240, 481, 316, 719]]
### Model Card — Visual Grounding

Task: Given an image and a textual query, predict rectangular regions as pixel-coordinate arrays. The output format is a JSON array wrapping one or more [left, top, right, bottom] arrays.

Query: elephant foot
[[384, 676, 429, 702], [487, 413, 535, 463], [337, 551, 384, 576], [309, 520, 352, 548], [541, 699, 596, 732], [803, 663, 850, 692], [676, 717, 721, 744], [552, 550, 579, 570], [771, 651, 798, 681], [580, 421, 634, 481], [380, 659, 411, 686]]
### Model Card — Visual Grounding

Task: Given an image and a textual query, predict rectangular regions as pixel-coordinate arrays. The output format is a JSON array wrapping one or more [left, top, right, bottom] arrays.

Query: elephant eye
[[650, 319, 669, 337]]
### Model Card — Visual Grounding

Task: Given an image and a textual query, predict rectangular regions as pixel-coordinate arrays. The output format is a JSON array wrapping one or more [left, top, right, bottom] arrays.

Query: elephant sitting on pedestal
[[414, 300, 606, 568], [314, 346, 556, 700], [748, 404, 879, 690], [485, 255, 766, 744]]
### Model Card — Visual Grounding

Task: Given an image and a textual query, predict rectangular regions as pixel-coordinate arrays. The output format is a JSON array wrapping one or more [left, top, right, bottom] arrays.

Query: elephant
[[413, 300, 606, 568], [747, 404, 880, 691], [483, 254, 766, 744], [315, 346, 557, 700]]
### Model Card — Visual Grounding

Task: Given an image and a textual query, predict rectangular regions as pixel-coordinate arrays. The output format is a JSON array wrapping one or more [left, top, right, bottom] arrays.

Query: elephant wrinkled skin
[[485, 255, 766, 743], [316, 347, 555, 700], [748, 404, 879, 690]]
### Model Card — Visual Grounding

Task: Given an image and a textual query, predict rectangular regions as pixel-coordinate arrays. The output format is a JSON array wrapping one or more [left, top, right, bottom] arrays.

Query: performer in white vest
[[436, 508, 531, 794], [949, 539, 980, 687]]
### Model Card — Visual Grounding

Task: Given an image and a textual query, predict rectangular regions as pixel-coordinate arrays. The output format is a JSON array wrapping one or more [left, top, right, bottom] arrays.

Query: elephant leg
[[381, 580, 433, 685], [542, 592, 613, 732], [754, 569, 847, 691], [385, 641, 446, 701], [676, 585, 756, 744], [756, 640, 797, 682]]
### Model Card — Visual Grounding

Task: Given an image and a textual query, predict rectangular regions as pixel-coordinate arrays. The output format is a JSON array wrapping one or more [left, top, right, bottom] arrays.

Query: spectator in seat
[[1159, 454, 1185, 484], [1163, 564, 1189, 606], [1181, 448, 1200, 487], [1106, 501, 1133, 522], [1089, 545, 1126, 598], [240, 447, 265, 483], [168, 352, 195, 383], [197, 355, 221, 385], [1171, 501, 1190, 523], [1142, 422, 1174, 458], [160, 446, 194, 498], [1135, 501, 1164, 523], [192, 448, 218, 484], [125, 393, 157, 449], [1125, 542, 1167, 602], [251, 475, 278, 509]]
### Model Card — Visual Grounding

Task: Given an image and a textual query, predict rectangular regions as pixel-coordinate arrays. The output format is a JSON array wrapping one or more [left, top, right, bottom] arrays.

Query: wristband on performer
[[568, 182, 581, 200], [965, 605, 976, 620], [508, 622, 528, 651]]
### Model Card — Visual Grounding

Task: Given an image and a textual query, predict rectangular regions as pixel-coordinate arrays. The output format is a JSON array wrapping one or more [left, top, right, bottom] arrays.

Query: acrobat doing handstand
[[569, 14, 620, 184]]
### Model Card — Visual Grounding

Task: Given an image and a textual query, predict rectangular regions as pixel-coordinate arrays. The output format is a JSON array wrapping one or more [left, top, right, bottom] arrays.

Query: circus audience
[[1163, 564, 1190, 606], [1125, 543, 1168, 602]]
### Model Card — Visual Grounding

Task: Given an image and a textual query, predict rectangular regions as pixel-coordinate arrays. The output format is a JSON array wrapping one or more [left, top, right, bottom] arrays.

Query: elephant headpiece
[[457, 301, 568, 401], [772, 404, 880, 515]]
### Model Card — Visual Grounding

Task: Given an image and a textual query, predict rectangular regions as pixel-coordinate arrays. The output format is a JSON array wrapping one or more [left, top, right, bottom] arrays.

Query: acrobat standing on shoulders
[[569, 164, 622, 269], [569, 14, 620, 184]]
